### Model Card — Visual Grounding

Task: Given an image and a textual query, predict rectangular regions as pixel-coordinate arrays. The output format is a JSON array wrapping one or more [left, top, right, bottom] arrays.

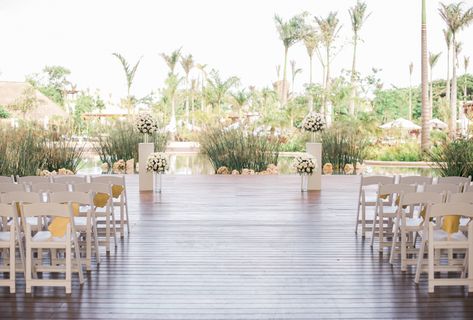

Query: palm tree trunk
[[185, 74, 189, 123], [450, 34, 457, 137], [325, 47, 332, 127], [281, 46, 288, 106], [429, 71, 434, 118], [349, 38, 358, 116], [421, 0, 430, 151], [308, 54, 314, 112], [409, 74, 412, 121], [446, 45, 451, 109]]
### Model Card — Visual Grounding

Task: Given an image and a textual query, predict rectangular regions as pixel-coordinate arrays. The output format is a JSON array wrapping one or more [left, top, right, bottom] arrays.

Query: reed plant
[[321, 122, 369, 174], [94, 121, 169, 169], [198, 127, 280, 173], [428, 138, 473, 177]]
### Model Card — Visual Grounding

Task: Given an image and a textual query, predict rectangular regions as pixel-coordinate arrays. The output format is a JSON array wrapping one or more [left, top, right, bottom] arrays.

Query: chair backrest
[[90, 175, 126, 187], [17, 176, 51, 184], [31, 182, 69, 193], [361, 175, 395, 187], [0, 191, 42, 205], [378, 183, 416, 198], [424, 183, 461, 194], [400, 191, 444, 207], [0, 176, 13, 183], [399, 175, 433, 186], [49, 191, 93, 206], [52, 175, 88, 185], [437, 176, 471, 185], [21, 203, 71, 219], [0, 203, 16, 219], [0, 183, 25, 193], [73, 182, 111, 195], [427, 202, 473, 219], [448, 192, 473, 204]]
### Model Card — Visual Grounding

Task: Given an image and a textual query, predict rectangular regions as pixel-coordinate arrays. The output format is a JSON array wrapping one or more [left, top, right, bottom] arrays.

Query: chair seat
[[8, 217, 41, 226], [0, 231, 11, 242], [420, 229, 467, 242], [394, 217, 423, 227], [32, 231, 67, 243], [74, 217, 88, 226], [460, 217, 471, 227]]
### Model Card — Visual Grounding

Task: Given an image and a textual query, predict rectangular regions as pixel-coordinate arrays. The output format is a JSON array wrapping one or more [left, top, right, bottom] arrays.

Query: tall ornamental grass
[[321, 122, 369, 174], [94, 121, 169, 169], [0, 123, 85, 176], [199, 127, 280, 173], [428, 138, 473, 177]]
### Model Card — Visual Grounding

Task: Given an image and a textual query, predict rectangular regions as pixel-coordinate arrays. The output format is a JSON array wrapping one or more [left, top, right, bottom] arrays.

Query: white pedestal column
[[306, 142, 322, 191], [139, 143, 154, 191]]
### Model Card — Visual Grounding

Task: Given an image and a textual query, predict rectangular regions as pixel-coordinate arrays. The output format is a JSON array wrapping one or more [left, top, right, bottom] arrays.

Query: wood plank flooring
[[1, 175, 473, 319]]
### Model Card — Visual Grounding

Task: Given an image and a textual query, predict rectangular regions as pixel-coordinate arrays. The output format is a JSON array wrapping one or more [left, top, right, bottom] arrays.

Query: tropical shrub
[[428, 138, 473, 177], [94, 121, 168, 170], [199, 127, 280, 173], [365, 142, 422, 162], [0, 105, 9, 118], [321, 122, 369, 174]]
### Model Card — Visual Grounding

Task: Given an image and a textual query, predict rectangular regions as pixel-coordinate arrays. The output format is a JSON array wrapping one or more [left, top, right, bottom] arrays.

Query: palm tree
[[429, 52, 442, 117], [206, 70, 240, 114], [180, 54, 194, 123], [196, 63, 207, 112], [303, 25, 318, 112], [163, 74, 183, 132], [443, 29, 452, 105], [230, 90, 250, 118], [348, 1, 370, 116], [160, 48, 182, 75], [464, 56, 470, 100], [290, 60, 302, 97], [421, 0, 431, 151], [439, 2, 473, 137], [315, 12, 341, 127], [112, 53, 142, 115], [408, 62, 414, 120], [274, 14, 305, 105]]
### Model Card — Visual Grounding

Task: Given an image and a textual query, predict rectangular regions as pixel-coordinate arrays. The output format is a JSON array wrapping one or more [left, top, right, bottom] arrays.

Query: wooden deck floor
[[1, 175, 473, 319]]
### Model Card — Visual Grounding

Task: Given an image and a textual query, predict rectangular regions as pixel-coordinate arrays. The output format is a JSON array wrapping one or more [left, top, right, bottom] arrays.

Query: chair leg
[[92, 214, 101, 265], [415, 239, 426, 284], [9, 237, 15, 294], [401, 229, 407, 271], [110, 210, 118, 248], [370, 202, 379, 248], [378, 212, 385, 253], [468, 248, 473, 293], [86, 225, 92, 271], [105, 213, 111, 253], [66, 243, 72, 294], [355, 200, 361, 234], [71, 231, 84, 285], [428, 241, 435, 293], [25, 242, 32, 294], [124, 193, 130, 234], [390, 221, 400, 265], [120, 200, 125, 239]]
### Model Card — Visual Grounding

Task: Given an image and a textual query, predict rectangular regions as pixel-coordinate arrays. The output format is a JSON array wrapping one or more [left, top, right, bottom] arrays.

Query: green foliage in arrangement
[[320, 121, 369, 174], [0, 124, 85, 176], [0, 105, 10, 118], [198, 127, 280, 173], [428, 138, 473, 177], [94, 121, 169, 169]]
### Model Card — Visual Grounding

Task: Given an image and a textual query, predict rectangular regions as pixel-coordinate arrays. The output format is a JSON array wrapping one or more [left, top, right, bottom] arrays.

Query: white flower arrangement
[[302, 112, 325, 133], [146, 152, 169, 174], [293, 154, 317, 175], [136, 113, 158, 135]]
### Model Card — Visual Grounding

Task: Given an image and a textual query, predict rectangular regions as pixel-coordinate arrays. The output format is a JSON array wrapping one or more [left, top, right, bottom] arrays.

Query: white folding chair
[[17, 176, 52, 191], [0, 176, 14, 183], [437, 176, 471, 192], [73, 183, 117, 253], [424, 183, 462, 194], [1, 191, 43, 233], [90, 175, 130, 237], [415, 202, 473, 293], [390, 191, 444, 271], [53, 175, 88, 187], [0, 183, 25, 193], [22, 202, 84, 294], [449, 192, 473, 232], [398, 175, 433, 186], [355, 175, 396, 237], [31, 183, 69, 202], [371, 183, 416, 253], [49, 191, 100, 271], [0, 203, 19, 293]]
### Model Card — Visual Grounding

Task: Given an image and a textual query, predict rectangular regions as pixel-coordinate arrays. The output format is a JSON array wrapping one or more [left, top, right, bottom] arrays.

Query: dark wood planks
[[1, 174, 473, 319]]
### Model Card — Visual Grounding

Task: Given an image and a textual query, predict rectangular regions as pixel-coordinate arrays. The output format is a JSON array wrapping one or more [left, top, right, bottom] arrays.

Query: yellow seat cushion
[[442, 215, 461, 234]]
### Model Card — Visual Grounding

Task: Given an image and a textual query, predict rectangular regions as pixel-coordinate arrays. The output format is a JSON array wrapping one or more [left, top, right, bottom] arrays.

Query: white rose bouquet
[[146, 152, 169, 174], [293, 154, 317, 175], [136, 113, 158, 142], [302, 112, 325, 133]]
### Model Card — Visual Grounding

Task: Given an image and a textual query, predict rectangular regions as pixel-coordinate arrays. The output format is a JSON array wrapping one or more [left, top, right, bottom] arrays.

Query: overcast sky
[[0, 0, 472, 103]]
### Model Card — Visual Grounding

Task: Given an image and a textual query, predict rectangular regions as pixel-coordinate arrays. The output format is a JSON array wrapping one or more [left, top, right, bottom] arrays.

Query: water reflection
[[78, 153, 434, 176]]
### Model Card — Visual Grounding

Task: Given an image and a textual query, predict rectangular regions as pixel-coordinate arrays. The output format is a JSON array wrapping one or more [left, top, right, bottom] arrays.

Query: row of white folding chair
[[415, 200, 473, 293], [0, 176, 14, 183], [0, 203, 18, 293], [16, 175, 130, 238], [355, 175, 469, 237]]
